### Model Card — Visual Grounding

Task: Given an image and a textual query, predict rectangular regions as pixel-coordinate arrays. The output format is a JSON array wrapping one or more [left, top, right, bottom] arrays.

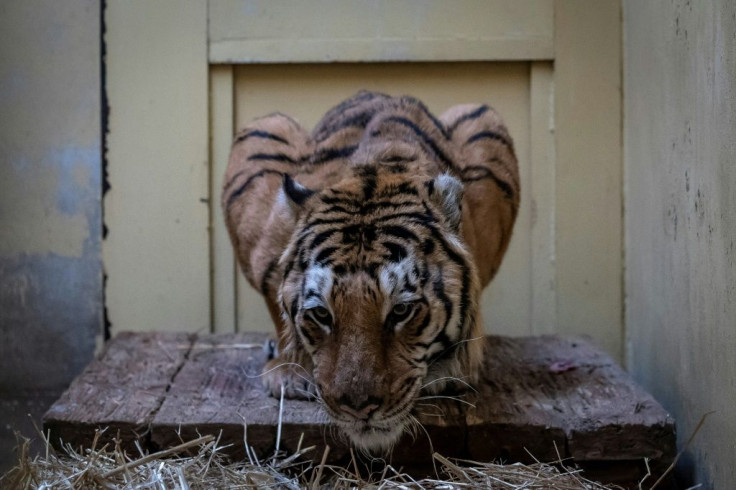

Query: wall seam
[[100, 0, 112, 342]]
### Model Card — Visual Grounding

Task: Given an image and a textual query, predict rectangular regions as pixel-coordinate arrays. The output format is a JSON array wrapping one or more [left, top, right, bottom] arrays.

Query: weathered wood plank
[[466, 336, 676, 465], [47, 332, 675, 484], [150, 333, 281, 459], [43, 332, 194, 450]]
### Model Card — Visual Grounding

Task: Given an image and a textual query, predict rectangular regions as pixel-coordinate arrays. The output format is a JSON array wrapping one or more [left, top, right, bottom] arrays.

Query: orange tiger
[[222, 91, 519, 450]]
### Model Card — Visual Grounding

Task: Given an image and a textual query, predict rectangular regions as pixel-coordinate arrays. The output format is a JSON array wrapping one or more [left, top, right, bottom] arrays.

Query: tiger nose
[[337, 394, 382, 420]]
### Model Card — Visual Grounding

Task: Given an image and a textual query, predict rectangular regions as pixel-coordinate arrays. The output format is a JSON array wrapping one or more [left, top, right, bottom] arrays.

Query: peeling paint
[[0, 146, 100, 259], [0, 0, 101, 472], [56, 146, 98, 216]]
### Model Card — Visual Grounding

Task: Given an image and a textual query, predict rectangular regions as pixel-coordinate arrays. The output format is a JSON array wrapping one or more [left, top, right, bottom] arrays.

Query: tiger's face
[[278, 166, 480, 451]]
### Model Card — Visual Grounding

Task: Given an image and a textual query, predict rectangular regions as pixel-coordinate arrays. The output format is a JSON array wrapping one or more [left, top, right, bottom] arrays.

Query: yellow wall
[[624, 1, 736, 486], [107, 1, 625, 364]]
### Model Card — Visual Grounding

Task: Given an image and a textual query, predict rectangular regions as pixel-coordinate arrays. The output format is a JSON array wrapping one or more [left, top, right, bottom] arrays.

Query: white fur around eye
[[379, 260, 422, 321], [302, 266, 334, 333], [304, 266, 333, 300]]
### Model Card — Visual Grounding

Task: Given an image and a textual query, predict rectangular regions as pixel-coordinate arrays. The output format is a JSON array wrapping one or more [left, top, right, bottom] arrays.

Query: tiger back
[[222, 91, 519, 450]]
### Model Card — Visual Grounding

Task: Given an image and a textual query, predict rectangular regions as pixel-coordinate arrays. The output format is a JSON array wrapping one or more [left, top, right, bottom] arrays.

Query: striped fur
[[222, 91, 519, 451]]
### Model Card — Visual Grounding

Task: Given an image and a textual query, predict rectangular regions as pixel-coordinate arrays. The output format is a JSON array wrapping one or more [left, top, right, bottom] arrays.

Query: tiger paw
[[262, 357, 318, 400]]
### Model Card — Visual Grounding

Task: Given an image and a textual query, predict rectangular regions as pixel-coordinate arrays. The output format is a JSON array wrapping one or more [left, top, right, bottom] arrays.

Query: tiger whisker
[[407, 414, 439, 476], [414, 402, 447, 417], [245, 361, 308, 378], [247, 361, 319, 389], [414, 410, 446, 419], [420, 375, 477, 393], [426, 335, 485, 370], [416, 395, 476, 409]]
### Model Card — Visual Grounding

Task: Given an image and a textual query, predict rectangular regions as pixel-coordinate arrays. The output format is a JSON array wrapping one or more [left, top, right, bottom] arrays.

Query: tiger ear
[[279, 174, 315, 215], [429, 173, 464, 232]]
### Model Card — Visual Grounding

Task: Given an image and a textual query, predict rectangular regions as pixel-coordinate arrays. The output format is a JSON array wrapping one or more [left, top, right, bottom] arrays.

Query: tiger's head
[[276, 161, 483, 451]]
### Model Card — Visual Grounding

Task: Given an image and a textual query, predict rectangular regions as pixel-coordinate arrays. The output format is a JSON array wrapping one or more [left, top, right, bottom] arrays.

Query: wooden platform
[[43, 332, 675, 486]]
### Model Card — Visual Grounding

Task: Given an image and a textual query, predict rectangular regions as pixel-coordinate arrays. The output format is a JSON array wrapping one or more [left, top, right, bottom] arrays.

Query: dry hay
[[1, 428, 625, 490]]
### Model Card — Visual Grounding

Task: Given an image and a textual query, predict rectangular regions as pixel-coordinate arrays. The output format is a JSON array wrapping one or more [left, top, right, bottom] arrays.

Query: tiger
[[222, 91, 519, 451]]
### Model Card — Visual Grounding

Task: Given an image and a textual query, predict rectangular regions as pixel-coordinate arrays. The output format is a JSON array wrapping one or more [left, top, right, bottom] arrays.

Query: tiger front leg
[[262, 344, 318, 400]]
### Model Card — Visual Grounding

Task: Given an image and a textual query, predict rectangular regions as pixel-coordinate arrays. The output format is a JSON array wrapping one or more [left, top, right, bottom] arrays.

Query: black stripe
[[413, 313, 432, 338], [223, 168, 248, 192], [312, 145, 358, 165], [381, 117, 457, 172], [283, 174, 314, 205], [428, 226, 470, 343], [297, 217, 354, 237], [401, 95, 450, 140], [314, 246, 339, 265], [361, 170, 377, 201], [260, 258, 279, 296], [352, 199, 417, 215], [380, 225, 419, 242], [321, 205, 354, 214], [422, 238, 435, 255], [461, 165, 515, 200], [465, 130, 510, 147], [326, 91, 384, 119], [320, 195, 352, 206], [315, 111, 375, 142], [433, 274, 453, 329], [300, 325, 316, 346], [426, 331, 454, 363], [378, 181, 419, 197], [235, 130, 290, 146], [226, 169, 283, 208], [313, 91, 389, 141], [283, 257, 295, 280], [447, 105, 489, 134], [248, 152, 297, 164], [383, 241, 407, 263], [382, 156, 408, 164], [289, 297, 299, 323], [375, 211, 437, 228], [309, 230, 336, 249]]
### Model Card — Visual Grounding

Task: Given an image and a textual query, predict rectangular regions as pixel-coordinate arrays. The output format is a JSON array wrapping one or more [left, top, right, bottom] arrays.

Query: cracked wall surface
[[624, 1, 736, 488], [0, 0, 102, 472]]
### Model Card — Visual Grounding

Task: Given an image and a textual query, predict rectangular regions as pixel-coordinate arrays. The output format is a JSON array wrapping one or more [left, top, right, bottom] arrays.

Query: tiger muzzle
[[321, 367, 388, 422]]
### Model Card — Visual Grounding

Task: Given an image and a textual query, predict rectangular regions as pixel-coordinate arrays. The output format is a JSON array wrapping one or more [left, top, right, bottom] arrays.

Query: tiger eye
[[392, 303, 410, 316], [313, 306, 331, 320]]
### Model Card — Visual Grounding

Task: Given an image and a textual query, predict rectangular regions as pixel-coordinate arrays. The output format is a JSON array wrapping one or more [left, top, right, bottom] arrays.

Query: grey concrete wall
[[0, 1, 102, 470], [624, 1, 736, 487]]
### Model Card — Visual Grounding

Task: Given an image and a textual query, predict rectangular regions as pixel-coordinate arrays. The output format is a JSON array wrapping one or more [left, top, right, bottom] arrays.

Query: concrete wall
[[0, 0, 102, 470], [624, 1, 736, 487]]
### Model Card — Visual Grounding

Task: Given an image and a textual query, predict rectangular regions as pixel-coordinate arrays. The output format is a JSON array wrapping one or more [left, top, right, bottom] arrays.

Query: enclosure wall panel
[[209, 66, 237, 333], [208, 0, 554, 63], [625, 0, 736, 486], [529, 62, 557, 335], [554, 0, 623, 360], [104, 1, 210, 333]]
